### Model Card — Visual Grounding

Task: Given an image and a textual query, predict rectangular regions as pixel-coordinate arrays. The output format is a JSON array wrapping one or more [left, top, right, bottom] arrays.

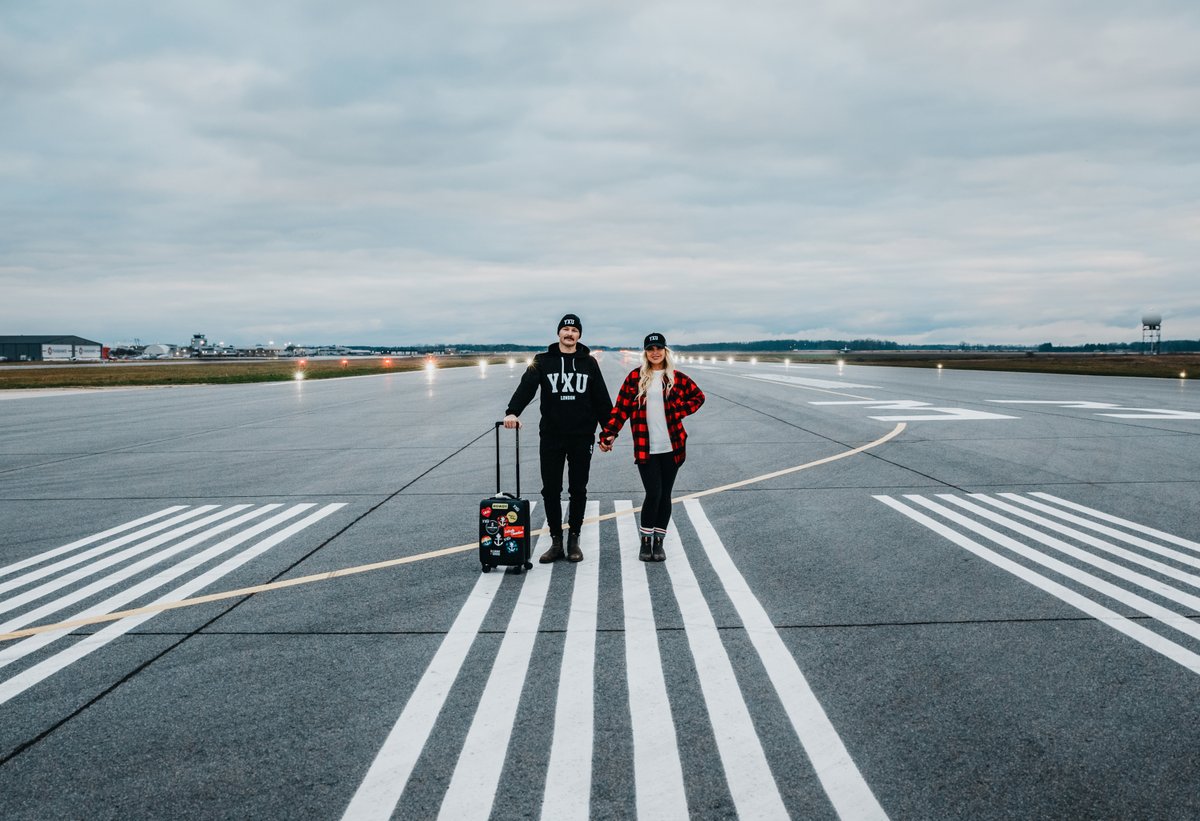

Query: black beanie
[[558, 314, 582, 334]]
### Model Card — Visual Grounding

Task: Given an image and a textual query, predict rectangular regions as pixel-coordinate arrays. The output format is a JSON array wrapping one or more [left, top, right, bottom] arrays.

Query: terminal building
[[0, 335, 104, 362]]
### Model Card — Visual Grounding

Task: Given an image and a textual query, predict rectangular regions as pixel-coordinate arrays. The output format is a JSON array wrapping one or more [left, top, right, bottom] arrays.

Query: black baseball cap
[[643, 332, 666, 349]]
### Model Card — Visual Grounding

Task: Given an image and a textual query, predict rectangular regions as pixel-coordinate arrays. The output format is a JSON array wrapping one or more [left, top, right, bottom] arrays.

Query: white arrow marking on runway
[[987, 400, 1200, 420], [742, 373, 880, 392], [812, 400, 1017, 421]]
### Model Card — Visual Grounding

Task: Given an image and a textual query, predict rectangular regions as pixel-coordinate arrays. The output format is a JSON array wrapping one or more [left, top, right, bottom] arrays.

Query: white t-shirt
[[646, 371, 672, 454]]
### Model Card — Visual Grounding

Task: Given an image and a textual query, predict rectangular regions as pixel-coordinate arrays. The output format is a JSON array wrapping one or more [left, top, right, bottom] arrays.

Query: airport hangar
[[0, 335, 103, 362]]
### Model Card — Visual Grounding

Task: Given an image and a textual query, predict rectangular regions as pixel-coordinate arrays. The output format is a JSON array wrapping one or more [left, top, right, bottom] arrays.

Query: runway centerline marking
[[987, 400, 1200, 420], [812, 399, 1018, 422], [0, 423, 906, 643], [737, 373, 877, 399]]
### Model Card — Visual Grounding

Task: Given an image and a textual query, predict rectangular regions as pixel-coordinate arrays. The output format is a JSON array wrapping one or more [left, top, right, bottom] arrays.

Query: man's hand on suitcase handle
[[503, 414, 522, 429]]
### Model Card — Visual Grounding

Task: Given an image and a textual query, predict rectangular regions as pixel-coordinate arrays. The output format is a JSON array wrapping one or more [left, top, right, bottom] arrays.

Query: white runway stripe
[[0, 505, 245, 614], [1025, 492, 1200, 554], [0, 504, 305, 670], [878, 495, 1200, 676], [931, 495, 1200, 612], [0, 505, 218, 595], [684, 499, 888, 821], [970, 494, 1200, 575], [995, 493, 1200, 569], [0, 503, 346, 707], [438, 527, 555, 821], [661, 520, 789, 819], [342, 503, 536, 821], [615, 500, 688, 821], [0, 505, 278, 635], [541, 502, 600, 821], [0, 506, 188, 580], [348, 499, 882, 818], [909, 496, 1200, 643]]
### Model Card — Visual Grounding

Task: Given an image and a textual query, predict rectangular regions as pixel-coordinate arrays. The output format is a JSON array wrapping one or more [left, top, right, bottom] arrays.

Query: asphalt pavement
[[1, 356, 1198, 819]]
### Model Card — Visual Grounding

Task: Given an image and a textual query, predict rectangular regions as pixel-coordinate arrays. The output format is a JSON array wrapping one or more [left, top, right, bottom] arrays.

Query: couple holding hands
[[503, 313, 705, 564]]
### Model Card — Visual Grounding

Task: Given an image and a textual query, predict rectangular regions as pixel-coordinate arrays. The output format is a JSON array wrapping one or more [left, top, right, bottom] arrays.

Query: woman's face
[[646, 346, 666, 367]]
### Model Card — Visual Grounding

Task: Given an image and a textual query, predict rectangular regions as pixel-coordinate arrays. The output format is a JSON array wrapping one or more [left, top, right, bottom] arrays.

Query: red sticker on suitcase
[[481, 507, 491, 517], [504, 525, 525, 539]]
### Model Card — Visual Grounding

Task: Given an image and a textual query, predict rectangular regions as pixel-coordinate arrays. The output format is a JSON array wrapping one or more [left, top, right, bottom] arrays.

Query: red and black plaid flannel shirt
[[601, 368, 705, 465]]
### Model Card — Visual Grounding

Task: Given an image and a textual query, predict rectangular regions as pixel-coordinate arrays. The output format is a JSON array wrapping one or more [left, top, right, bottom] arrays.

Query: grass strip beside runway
[[0, 357, 495, 389], [0, 423, 906, 643]]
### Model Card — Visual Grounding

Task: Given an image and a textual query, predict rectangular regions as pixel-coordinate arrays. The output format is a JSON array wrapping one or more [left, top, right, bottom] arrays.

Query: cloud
[[1, 1, 1198, 346]]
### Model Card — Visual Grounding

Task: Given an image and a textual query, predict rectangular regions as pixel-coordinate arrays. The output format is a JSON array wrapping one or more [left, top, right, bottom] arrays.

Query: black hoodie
[[505, 343, 613, 438]]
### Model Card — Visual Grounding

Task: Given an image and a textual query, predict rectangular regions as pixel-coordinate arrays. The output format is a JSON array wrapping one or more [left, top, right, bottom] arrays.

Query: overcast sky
[[2, 1, 1198, 347]]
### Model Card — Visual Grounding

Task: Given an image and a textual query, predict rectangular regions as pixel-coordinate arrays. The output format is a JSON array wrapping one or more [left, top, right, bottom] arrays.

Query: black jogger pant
[[637, 452, 681, 532], [540, 434, 594, 536]]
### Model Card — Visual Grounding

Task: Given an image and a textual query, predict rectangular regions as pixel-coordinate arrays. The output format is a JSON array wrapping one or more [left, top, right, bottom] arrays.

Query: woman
[[599, 333, 705, 561]]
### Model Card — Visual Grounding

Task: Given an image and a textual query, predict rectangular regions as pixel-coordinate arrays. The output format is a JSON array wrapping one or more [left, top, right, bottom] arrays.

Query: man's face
[[558, 326, 580, 347]]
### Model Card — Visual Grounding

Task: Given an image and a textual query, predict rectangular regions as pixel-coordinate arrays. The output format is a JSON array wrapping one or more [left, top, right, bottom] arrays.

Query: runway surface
[[1, 358, 1197, 819]]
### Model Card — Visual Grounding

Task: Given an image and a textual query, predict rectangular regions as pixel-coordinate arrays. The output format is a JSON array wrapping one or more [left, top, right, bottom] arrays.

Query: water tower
[[1141, 312, 1162, 355]]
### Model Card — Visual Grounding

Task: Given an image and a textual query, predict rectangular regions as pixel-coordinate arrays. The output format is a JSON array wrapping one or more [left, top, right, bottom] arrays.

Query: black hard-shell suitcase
[[479, 422, 533, 573]]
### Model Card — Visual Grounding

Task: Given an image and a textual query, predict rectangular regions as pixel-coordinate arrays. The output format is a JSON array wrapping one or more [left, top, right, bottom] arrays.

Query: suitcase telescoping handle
[[493, 421, 520, 498]]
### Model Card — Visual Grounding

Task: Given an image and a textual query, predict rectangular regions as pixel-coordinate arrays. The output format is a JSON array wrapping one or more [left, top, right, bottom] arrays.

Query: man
[[504, 313, 612, 563]]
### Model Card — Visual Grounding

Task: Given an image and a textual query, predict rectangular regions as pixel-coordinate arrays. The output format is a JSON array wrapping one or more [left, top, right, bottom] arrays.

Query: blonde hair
[[636, 346, 676, 402]]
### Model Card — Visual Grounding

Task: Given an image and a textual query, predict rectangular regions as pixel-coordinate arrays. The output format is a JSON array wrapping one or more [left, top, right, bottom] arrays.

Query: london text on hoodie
[[505, 343, 613, 438]]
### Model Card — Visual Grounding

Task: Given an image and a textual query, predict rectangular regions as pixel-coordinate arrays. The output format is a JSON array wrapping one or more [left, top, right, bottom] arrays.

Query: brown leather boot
[[651, 534, 666, 562], [539, 535, 565, 563], [566, 531, 583, 562]]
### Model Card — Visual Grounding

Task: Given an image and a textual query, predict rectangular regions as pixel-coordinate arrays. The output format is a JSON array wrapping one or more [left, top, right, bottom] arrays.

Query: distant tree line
[[672, 338, 900, 351], [348, 338, 1200, 354], [1036, 340, 1200, 353]]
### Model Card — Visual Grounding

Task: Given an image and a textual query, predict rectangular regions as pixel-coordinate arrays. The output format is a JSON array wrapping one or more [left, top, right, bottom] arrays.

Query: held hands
[[503, 414, 522, 429], [598, 436, 614, 452]]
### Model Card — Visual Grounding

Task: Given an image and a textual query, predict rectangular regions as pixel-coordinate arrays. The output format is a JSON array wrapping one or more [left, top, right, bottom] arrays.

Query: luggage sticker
[[491, 503, 509, 510], [483, 520, 501, 535], [504, 525, 525, 539], [506, 511, 519, 523], [481, 507, 491, 517], [481, 535, 492, 545]]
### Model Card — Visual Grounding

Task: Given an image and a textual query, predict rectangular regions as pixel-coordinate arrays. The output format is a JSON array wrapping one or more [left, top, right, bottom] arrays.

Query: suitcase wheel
[[523, 561, 533, 570], [481, 563, 492, 573]]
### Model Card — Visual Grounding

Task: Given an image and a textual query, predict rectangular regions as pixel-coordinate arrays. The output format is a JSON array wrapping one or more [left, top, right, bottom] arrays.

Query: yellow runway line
[[0, 422, 905, 643]]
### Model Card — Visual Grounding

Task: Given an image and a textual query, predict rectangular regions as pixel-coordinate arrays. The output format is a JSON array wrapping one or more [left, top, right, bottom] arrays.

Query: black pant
[[540, 434, 594, 536], [638, 452, 680, 532]]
